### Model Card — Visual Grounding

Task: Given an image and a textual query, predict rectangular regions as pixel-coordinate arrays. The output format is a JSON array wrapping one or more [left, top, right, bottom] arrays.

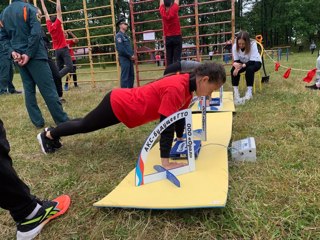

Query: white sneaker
[[243, 91, 253, 101], [234, 96, 245, 105]]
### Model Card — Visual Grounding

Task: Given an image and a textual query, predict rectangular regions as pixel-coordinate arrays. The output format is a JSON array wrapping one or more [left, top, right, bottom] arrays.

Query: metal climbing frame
[[35, 0, 120, 87], [130, 0, 235, 86]]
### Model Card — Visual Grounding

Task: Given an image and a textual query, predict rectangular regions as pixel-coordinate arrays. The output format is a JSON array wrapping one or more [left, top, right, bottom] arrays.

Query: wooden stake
[[82, 0, 96, 88], [110, 0, 120, 86]]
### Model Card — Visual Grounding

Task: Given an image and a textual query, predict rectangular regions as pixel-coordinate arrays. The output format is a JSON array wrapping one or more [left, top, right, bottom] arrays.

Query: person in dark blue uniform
[[0, 0, 69, 128], [115, 18, 135, 88], [0, 13, 21, 95]]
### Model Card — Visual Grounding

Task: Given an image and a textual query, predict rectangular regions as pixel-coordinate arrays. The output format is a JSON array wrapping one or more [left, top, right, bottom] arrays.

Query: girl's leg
[[49, 91, 119, 139]]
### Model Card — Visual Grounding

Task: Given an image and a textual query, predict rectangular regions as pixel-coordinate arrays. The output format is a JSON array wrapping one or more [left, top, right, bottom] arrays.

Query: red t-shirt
[[159, 3, 181, 37], [111, 73, 192, 128], [46, 19, 67, 50], [66, 39, 76, 61]]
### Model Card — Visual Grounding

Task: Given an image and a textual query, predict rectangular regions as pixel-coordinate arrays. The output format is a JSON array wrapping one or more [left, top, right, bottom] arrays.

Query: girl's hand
[[233, 68, 239, 77], [233, 62, 242, 69]]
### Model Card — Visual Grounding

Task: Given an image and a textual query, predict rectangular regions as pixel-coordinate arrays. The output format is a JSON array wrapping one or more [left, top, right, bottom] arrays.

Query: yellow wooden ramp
[[94, 112, 232, 209]]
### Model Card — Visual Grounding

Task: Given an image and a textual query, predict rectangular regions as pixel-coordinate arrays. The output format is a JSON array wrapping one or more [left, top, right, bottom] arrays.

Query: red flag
[[303, 68, 317, 83], [275, 62, 280, 71], [283, 68, 291, 79]]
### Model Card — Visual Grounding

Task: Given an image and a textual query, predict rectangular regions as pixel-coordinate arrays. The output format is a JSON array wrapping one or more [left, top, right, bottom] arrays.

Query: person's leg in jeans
[[56, 47, 73, 78], [48, 58, 63, 98], [55, 49, 64, 73], [166, 37, 174, 66], [172, 35, 182, 63], [119, 57, 130, 88], [163, 61, 181, 75], [60, 48, 73, 78], [128, 60, 134, 88], [72, 60, 78, 87]]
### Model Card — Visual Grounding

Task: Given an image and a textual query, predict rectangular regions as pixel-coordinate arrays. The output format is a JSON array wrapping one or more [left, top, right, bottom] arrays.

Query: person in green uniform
[[0, 0, 69, 128], [0, 13, 21, 95]]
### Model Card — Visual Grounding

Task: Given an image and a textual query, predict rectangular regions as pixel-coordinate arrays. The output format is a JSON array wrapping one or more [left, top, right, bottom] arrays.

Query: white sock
[[25, 203, 42, 220], [233, 86, 240, 98], [247, 87, 253, 95]]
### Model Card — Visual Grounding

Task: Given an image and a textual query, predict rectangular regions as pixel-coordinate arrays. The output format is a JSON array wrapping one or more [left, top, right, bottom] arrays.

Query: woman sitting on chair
[[231, 31, 262, 105]]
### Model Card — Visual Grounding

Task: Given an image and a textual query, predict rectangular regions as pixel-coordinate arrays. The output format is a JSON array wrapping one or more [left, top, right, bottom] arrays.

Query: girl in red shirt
[[38, 62, 226, 169], [159, 0, 182, 66]]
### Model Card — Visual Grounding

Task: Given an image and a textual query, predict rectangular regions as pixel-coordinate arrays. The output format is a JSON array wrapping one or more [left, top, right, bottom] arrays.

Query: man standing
[[310, 41, 317, 55], [115, 18, 135, 88], [0, 13, 21, 95], [0, 0, 69, 128], [40, 0, 73, 80], [159, 0, 182, 66], [0, 119, 70, 239]]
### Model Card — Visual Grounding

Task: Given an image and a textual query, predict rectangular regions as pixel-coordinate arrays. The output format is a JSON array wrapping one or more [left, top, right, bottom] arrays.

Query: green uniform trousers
[[0, 58, 14, 93], [18, 59, 68, 127]]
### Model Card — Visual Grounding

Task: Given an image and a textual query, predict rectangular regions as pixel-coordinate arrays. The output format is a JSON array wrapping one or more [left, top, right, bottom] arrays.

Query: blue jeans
[[55, 47, 73, 78]]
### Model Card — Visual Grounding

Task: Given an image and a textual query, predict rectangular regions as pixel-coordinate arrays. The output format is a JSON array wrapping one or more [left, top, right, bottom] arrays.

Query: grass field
[[0, 51, 319, 239]]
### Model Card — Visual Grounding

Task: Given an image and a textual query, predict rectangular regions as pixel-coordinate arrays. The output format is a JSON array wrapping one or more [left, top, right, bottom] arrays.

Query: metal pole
[[110, 0, 120, 86], [231, 0, 235, 42], [195, 0, 200, 61]]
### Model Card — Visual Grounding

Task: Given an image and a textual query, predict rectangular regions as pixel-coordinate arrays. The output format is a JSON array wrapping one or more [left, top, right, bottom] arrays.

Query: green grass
[[0, 51, 319, 239]]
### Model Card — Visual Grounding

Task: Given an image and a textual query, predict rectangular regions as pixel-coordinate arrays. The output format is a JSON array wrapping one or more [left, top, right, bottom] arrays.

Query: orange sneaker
[[16, 195, 71, 240]]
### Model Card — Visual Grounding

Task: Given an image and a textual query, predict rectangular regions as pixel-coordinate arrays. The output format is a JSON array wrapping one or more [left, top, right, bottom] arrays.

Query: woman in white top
[[231, 31, 262, 104]]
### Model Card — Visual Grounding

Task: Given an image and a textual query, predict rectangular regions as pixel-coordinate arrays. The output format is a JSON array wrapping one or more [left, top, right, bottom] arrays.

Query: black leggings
[[231, 62, 262, 87], [50, 91, 120, 139], [0, 119, 37, 222]]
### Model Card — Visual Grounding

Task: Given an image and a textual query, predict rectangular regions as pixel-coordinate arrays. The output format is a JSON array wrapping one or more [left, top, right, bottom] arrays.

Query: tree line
[[1, 0, 319, 49], [236, 0, 320, 48]]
